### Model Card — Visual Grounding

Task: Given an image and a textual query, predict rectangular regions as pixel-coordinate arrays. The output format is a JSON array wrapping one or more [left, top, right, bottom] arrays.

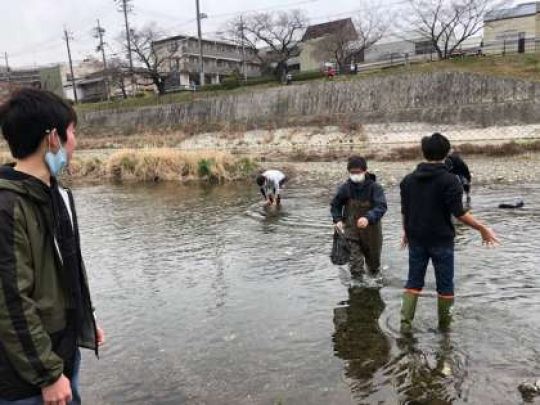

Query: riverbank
[[75, 53, 540, 114], [59, 121, 539, 158], [0, 150, 257, 184], [3, 147, 539, 186], [288, 151, 540, 187]]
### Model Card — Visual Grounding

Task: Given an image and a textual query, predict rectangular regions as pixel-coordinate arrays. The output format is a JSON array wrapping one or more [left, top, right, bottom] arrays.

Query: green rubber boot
[[400, 292, 419, 335], [438, 296, 454, 332]]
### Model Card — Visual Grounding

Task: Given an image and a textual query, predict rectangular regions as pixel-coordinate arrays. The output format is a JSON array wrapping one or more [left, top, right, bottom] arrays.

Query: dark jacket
[[400, 163, 467, 247], [445, 153, 471, 183], [330, 174, 387, 225], [0, 166, 97, 400]]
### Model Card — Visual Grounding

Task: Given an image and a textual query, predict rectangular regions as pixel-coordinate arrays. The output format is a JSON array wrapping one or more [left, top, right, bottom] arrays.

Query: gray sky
[[1, 0, 380, 68], [0, 0, 525, 68]]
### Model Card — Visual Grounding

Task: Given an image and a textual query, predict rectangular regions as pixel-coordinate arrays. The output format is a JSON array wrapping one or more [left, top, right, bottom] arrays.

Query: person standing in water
[[256, 169, 288, 207], [400, 133, 499, 334], [330, 156, 387, 279]]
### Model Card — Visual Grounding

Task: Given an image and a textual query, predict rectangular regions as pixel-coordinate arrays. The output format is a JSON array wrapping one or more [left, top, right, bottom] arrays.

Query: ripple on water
[[76, 181, 540, 404]]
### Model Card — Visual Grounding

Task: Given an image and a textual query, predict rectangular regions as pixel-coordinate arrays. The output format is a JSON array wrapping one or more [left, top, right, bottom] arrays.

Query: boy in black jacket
[[331, 156, 387, 279], [400, 133, 499, 333]]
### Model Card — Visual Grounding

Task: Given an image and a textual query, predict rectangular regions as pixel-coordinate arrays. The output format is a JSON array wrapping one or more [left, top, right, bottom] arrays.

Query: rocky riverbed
[[287, 152, 540, 187]]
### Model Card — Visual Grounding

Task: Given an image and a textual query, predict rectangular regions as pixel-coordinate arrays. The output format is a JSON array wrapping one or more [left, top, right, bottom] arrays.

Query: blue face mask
[[45, 145, 68, 178]]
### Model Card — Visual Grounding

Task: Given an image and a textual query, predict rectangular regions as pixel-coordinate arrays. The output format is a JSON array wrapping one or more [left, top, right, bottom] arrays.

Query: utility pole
[[117, 0, 135, 93], [240, 15, 247, 83], [95, 19, 110, 101], [3, 52, 10, 83], [63, 28, 78, 103], [195, 0, 204, 87]]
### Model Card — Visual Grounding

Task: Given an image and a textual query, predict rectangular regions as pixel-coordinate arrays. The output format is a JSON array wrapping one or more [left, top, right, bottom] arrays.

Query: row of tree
[[104, 0, 498, 96]]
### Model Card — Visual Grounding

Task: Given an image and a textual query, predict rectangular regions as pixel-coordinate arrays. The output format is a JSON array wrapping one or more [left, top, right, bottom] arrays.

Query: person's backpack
[[330, 230, 350, 265]]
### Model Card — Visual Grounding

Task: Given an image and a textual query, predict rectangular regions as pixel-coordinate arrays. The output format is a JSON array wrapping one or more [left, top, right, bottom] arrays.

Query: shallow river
[[76, 176, 540, 404]]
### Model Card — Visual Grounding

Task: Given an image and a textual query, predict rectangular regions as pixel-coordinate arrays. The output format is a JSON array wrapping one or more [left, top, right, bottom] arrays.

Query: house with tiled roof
[[288, 18, 358, 72], [301, 18, 357, 42]]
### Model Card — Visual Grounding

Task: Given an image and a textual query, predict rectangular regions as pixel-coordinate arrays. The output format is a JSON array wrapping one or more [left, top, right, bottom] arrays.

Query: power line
[[308, 0, 410, 23], [6, 0, 412, 66], [207, 0, 320, 20]]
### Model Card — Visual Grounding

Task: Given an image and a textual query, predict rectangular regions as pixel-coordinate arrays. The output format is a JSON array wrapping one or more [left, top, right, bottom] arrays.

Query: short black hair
[[0, 88, 77, 159], [256, 174, 265, 186], [421, 133, 451, 161], [347, 155, 367, 171]]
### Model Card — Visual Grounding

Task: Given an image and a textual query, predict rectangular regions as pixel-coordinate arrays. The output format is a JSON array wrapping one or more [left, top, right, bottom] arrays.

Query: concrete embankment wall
[[79, 71, 540, 135]]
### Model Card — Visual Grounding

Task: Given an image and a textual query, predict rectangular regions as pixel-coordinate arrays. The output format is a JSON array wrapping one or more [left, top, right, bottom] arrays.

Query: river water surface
[[76, 175, 539, 404]]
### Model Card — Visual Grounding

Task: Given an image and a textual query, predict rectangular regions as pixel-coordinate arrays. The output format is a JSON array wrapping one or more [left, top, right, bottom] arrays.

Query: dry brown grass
[[78, 114, 366, 142], [374, 140, 540, 161], [69, 149, 257, 183], [281, 140, 540, 162], [359, 54, 540, 83], [456, 141, 540, 156], [286, 149, 353, 162], [76, 130, 190, 150]]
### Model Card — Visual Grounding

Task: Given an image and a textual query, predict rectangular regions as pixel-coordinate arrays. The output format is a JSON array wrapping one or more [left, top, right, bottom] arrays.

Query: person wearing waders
[[0, 89, 105, 405], [445, 148, 472, 206], [399, 133, 499, 334], [256, 170, 287, 207], [330, 156, 387, 279]]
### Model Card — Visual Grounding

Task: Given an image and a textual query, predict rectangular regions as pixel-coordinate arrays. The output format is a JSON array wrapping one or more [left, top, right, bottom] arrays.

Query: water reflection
[[333, 287, 391, 398], [76, 180, 540, 404], [390, 334, 467, 404]]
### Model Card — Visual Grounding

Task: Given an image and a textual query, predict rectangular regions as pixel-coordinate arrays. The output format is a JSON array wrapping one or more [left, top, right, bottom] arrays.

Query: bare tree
[[407, 0, 499, 59], [226, 10, 308, 80], [107, 58, 130, 99], [312, 13, 389, 72], [127, 25, 172, 95]]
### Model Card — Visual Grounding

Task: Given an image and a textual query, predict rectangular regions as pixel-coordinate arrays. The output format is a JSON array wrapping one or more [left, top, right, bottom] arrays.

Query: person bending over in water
[[330, 156, 387, 279], [256, 169, 287, 207]]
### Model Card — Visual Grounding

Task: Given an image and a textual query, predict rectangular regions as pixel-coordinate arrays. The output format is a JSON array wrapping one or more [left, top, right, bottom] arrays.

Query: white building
[[365, 33, 436, 63], [153, 35, 261, 89]]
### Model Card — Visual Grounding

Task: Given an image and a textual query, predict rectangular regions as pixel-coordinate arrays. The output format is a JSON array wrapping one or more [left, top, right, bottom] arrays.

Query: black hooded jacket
[[445, 152, 471, 182], [400, 163, 467, 246]]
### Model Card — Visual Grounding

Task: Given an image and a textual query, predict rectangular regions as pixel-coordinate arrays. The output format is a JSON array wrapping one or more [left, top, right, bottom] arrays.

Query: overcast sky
[[0, 0, 526, 68]]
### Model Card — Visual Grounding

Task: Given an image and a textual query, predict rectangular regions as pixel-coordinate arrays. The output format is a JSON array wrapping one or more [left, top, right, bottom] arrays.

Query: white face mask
[[350, 173, 366, 183]]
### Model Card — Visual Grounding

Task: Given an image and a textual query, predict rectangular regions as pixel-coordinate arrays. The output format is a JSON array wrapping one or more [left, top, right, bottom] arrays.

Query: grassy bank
[[69, 149, 257, 183], [281, 139, 540, 162], [77, 54, 540, 113], [413, 53, 540, 82]]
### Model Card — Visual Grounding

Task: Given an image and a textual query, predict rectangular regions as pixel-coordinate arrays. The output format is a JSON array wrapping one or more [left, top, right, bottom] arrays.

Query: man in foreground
[[0, 89, 105, 404]]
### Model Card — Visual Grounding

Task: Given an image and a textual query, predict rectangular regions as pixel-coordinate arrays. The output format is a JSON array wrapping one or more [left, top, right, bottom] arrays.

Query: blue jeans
[[406, 244, 454, 296], [0, 350, 81, 405]]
